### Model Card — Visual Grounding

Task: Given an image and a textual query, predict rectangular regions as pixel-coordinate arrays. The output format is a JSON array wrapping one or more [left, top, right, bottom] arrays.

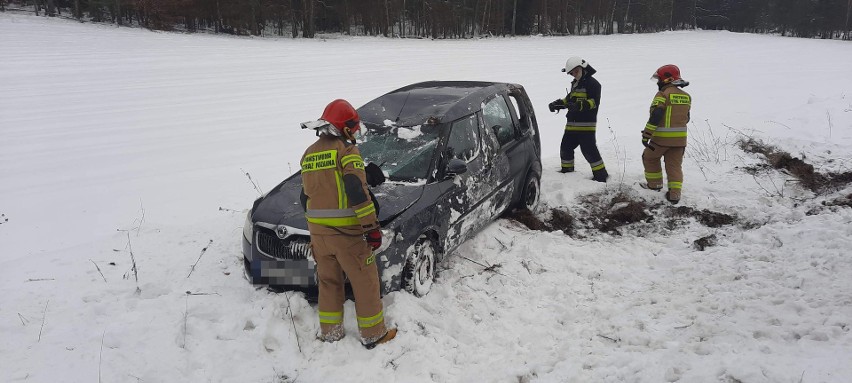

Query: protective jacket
[[562, 65, 601, 133], [643, 83, 691, 147], [299, 134, 379, 236]]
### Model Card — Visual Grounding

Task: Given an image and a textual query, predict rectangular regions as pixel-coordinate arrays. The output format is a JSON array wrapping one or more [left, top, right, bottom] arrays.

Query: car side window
[[447, 114, 480, 162], [508, 94, 531, 134], [483, 96, 517, 147]]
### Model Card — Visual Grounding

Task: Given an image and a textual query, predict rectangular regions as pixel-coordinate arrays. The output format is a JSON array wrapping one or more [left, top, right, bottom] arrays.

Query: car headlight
[[375, 228, 395, 254], [243, 210, 253, 244]]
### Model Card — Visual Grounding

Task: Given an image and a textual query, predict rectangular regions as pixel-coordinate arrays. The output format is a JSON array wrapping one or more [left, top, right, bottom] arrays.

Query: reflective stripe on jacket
[[643, 85, 691, 147], [300, 135, 379, 236], [562, 69, 601, 133]]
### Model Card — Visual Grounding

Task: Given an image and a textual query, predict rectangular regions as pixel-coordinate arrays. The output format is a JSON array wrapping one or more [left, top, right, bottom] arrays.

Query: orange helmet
[[652, 64, 682, 84], [320, 99, 361, 134]]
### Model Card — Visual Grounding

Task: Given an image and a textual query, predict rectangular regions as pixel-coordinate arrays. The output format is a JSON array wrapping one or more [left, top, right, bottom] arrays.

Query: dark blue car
[[243, 81, 542, 296]]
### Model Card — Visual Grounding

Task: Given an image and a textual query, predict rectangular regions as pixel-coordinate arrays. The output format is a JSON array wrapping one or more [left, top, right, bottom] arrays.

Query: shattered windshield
[[358, 121, 443, 182]]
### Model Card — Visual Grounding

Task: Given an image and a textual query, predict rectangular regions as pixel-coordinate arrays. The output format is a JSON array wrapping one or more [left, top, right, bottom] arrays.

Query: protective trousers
[[642, 145, 684, 199], [312, 233, 387, 343], [560, 132, 607, 178]]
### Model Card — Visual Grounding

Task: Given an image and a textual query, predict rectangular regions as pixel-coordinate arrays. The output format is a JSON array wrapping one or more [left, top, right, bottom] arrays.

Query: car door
[[481, 94, 525, 213], [438, 113, 490, 252]]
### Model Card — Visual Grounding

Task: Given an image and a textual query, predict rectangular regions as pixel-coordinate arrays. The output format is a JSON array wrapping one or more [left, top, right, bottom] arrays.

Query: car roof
[[357, 81, 521, 127]]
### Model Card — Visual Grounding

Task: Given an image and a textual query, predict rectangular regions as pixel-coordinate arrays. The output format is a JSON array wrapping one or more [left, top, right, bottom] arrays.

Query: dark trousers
[[560, 132, 605, 171]]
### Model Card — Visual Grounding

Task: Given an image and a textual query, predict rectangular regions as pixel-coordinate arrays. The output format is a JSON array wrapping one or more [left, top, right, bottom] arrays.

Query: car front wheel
[[519, 171, 541, 213], [402, 238, 437, 297]]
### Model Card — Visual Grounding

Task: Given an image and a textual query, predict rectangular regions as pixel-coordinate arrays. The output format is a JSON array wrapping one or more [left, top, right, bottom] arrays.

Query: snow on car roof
[[357, 81, 520, 127]]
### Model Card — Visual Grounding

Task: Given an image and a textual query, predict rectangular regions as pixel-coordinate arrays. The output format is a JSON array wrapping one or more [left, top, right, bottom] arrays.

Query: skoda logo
[[275, 226, 289, 239]]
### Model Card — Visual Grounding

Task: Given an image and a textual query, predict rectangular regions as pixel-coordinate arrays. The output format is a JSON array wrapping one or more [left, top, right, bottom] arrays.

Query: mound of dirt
[[693, 234, 718, 251], [548, 209, 575, 235], [739, 138, 852, 193], [670, 206, 736, 228], [505, 208, 575, 235], [508, 191, 737, 238], [507, 208, 550, 231], [600, 200, 651, 233]]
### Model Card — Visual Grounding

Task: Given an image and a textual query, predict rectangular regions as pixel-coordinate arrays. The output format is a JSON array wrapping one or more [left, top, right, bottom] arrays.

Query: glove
[[641, 131, 654, 150], [565, 100, 583, 112], [365, 162, 386, 187], [641, 130, 653, 144], [365, 229, 382, 251], [548, 99, 566, 113]]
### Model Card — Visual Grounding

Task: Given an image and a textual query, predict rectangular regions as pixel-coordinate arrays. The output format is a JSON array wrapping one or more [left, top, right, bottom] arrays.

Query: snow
[[397, 125, 423, 141], [2, 14, 852, 382]]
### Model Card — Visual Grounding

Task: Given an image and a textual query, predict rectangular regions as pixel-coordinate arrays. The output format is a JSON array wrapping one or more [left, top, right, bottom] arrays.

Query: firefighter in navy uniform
[[641, 64, 691, 204], [299, 99, 396, 349], [548, 56, 609, 182]]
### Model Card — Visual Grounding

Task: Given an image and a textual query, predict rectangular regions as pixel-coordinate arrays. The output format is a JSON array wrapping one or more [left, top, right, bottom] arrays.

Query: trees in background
[[3, 0, 851, 40]]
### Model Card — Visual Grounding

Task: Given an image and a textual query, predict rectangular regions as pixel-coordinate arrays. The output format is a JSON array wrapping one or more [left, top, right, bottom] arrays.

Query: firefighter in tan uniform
[[299, 99, 396, 349], [641, 64, 691, 204]]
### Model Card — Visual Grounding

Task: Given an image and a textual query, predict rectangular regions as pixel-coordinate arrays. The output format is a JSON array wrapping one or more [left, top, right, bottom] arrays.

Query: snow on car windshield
[[359, 122, 442, 181]]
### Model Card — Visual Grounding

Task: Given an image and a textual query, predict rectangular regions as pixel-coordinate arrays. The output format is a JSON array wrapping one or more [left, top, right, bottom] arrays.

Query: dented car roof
[[357, 81, 522, 127]]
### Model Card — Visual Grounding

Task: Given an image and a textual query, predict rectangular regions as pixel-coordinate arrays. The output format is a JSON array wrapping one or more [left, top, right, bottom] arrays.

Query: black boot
[[665, 191, 680, 205], [559, 167, 574, 173], [592, 169, 609, 183]]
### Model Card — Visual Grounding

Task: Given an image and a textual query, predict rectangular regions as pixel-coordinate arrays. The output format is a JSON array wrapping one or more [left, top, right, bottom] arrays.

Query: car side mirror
[[491, 124, 501, 136], [445, 158, 468, 178]]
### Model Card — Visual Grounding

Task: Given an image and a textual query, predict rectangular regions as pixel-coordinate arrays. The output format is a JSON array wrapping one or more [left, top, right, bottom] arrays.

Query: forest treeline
[[3, 0, 851, 40]]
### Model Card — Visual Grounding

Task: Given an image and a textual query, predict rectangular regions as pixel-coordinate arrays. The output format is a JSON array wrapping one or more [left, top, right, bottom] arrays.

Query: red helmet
[[652, 64, 682, 84], [320, 99, 361, 134]]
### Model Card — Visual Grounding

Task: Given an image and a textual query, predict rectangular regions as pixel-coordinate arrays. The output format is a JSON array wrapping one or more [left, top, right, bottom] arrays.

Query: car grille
[[256, 229, 311, 261]]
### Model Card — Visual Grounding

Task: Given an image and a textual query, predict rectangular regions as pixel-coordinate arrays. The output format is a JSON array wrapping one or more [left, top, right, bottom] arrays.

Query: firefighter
[[640, 64, 692, 204], [548, 56, 609, 182], [299, 99, 396, 349]]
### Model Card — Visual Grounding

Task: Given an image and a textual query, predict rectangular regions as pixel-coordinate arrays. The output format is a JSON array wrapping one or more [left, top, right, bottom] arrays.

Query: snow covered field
[[2, 14, 852, 382]]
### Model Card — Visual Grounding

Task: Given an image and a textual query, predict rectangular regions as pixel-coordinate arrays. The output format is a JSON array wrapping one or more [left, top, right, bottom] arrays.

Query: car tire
[[518, 171, 541, 213], [402, 238, 437, 297]]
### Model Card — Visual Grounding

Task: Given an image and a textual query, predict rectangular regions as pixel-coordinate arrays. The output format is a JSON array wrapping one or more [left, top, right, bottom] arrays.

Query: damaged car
[[242, 81, 542, 296]]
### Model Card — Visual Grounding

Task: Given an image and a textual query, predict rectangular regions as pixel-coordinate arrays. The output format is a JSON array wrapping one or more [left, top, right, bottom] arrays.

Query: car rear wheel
[[519, 171, 541, 213], [402, 238, 437, 297]]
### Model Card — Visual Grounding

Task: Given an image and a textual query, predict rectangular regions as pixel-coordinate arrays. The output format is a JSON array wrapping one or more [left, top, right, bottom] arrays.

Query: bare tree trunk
[[481, 0, 490, 35], [511, 0, 517, 36], [595, 0, 601, 34], [251, 0, 259, 35], [302, 0, 314, 37], [669, 0, 674, 30], [400, 0, 406, 37], [692, 0, 697, 29], [216, 0, 223, 33], [384, 0, 390, 36], [846, 0, 852, 40], [291, 0, 298, 37], [73, 0, 81, 19], [115, 0, 122, 25], [344, 0, 350, 35], [610, 0, 617, 34]]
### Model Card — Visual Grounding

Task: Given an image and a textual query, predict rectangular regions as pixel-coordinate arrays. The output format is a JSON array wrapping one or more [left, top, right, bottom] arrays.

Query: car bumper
[[242, 234, 318, 287]]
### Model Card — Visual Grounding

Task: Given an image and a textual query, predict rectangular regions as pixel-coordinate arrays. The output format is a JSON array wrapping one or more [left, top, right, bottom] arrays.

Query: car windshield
[[358, 121, 443, 182]]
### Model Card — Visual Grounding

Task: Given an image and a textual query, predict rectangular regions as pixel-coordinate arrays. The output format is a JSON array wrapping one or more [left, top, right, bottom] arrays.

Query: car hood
[[253, 173, 424, 230]]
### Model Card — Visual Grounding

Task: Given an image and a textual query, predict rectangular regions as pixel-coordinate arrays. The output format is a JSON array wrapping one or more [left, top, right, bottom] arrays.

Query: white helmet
[[561, 56, 588, 73]]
